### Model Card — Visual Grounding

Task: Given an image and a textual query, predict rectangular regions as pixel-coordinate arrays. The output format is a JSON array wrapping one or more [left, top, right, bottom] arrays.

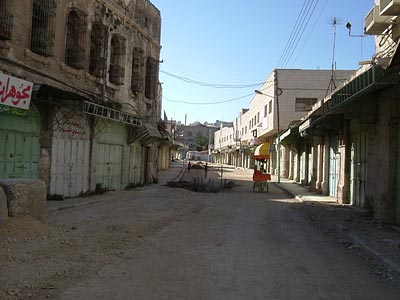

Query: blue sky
[[151, 0, 376, 125]]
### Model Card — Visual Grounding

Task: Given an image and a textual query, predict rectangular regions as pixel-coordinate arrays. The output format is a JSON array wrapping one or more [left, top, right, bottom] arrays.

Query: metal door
[[128, 142, 142, 185], [350, 132, 367, 207], [0, 131, 40, 178], [0, 105, 40, 179], [50, 112, 90, 197], [95, 143, 123, 190], [50, 138, 90, 197], [329, 138, 340, 198]]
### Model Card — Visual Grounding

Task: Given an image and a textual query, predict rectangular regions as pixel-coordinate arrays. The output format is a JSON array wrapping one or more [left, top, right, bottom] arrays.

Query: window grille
[[145, 58, 157, 99], [131, 48, 144, 93], [65, 8, 87, 69], [89, 22, 107, 77], [30, 0, 56, 56], [109, 35, 126, 85], [0, 0, 13, 40]]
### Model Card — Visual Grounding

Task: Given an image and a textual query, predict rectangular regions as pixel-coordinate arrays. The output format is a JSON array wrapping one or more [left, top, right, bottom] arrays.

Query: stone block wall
[[0, 187, 7, 226], [0, 179, 47, 222]]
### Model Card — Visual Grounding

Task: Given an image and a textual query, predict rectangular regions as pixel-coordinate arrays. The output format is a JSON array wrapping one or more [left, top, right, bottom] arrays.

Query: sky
[[151, 0, 376, 125]]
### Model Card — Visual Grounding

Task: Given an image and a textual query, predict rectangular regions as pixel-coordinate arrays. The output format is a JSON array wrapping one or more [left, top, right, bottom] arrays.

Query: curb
[[274, 182, 400, 280], [273, 182, 302, 201], [348, 233, 400, 277], [47, 199, 104, 213]]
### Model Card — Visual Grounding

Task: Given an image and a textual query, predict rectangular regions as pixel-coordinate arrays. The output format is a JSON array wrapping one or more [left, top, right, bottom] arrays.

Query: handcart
[[252, 143, 271, 192]]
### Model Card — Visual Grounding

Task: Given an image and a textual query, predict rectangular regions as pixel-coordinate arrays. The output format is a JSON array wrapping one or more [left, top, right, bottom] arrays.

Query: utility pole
[[275, 69, 281, 183]]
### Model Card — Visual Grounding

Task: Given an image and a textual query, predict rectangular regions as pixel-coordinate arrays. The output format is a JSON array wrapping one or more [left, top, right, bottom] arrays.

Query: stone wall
[[0, 179, 47, 222], [0, 187, 7, 226]]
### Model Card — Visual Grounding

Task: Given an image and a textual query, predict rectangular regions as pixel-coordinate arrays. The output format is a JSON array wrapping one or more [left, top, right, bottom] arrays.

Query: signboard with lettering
[[0, 73, 33, 110]]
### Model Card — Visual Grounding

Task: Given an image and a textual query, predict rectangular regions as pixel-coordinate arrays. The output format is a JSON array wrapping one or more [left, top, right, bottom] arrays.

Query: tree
[[195, 134, 208, 151]]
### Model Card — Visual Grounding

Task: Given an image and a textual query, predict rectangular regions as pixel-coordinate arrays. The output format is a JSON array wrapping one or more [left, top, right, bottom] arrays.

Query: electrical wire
[[277, 0, 320, 68], [292, 0, 328, 66], [163, 92, 255, 105], [160, 69, 269, 89], [277, 0, 309, 68], [283, 0, 319, 68]]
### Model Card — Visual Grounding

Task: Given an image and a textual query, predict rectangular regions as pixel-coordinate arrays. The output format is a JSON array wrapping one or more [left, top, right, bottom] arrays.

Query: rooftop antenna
[[326, 17, 342, 96]]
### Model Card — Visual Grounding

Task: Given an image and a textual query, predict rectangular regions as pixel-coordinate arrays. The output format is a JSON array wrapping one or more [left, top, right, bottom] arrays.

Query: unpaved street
[[1, 168, 399, 299]]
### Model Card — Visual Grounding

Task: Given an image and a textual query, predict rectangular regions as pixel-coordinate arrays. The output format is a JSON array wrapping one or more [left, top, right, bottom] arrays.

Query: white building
[[214, 69, 355, 171]]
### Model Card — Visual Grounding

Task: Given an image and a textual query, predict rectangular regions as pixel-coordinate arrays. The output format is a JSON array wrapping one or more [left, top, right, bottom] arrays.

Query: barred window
[[30, 0, 56, 56], [131, 48, 144, 94], [145, 58, 158, 99], [0, 0, 13, 40], [109, 35, 126, 85], [89, 22, 107, 77], [295, 98, 318, 111], [65, 8, 87, 69]]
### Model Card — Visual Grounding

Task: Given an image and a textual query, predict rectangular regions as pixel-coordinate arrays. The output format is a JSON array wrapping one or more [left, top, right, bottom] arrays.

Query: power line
[[277, 0, 309, 68], [160, 70, 268, 89], [163, 93, 254, 105], [292, 0, 328, 65], [283, 0, 320, 68], [277, 0, 320, 68]]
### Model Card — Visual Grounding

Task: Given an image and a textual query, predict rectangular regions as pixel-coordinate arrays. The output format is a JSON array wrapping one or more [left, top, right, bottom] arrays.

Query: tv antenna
[[326, 17, 342, 96]]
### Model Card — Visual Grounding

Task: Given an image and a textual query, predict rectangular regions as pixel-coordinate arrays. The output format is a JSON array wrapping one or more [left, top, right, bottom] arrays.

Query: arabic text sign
[[0, 73, 33, 110]]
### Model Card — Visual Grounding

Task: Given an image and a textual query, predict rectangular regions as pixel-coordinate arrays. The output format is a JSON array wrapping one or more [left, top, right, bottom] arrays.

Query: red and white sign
[[0, 73, 33, 110]]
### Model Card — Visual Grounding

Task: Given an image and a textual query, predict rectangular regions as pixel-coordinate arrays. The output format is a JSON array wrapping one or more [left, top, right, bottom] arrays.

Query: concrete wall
[[366, 87, 399, 223]]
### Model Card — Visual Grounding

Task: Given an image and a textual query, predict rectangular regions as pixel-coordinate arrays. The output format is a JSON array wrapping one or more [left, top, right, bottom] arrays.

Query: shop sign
[[0, 104, 28, 117], [0, 73, 33, 110]]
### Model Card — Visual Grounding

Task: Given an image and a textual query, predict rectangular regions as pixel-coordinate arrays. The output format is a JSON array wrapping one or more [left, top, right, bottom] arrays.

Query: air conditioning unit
[[364, 5, 391, 35], [380, 0, 400, 16]]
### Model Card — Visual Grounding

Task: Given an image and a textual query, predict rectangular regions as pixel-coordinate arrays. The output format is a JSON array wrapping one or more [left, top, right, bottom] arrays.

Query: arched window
[[65, 8, 87, 69], [109, 35, 126, 85], [30, 0, 56, 56], [89, 22, 107, 77]]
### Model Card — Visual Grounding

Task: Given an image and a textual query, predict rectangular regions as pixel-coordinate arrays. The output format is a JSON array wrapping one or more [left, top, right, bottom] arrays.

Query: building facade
[[277, 0, 400, 225], [214, 69, 355, 171], [0, 0, 164, 197], [175, 121, 219, 161]]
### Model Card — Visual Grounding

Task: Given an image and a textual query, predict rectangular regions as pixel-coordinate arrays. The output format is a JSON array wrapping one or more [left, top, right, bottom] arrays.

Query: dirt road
[[1, 168, 399, 299]]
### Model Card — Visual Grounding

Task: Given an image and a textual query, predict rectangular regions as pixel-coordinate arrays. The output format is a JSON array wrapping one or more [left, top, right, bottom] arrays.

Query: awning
[[279, 127, 300, 145], [128, 123, 163, 145], [300, 65, 392, 132], [254, 143, 271, 160]]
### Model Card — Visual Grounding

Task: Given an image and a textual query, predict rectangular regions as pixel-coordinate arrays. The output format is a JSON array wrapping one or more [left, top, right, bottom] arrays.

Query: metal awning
[[300, 65, 393, 131], [330, 65, 388, 111], [128, 123, 163, 145]]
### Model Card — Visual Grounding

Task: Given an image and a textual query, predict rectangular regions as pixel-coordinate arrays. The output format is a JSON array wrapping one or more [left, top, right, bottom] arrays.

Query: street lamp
[[255, 79, 282, 183]]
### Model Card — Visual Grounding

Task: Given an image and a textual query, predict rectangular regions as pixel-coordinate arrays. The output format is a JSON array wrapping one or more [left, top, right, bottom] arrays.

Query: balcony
[[380, 0, 400, 16], [365, 5, 391, 35]]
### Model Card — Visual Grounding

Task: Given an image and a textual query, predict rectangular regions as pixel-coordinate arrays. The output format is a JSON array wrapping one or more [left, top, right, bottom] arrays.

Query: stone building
[[0, 0, 163, 197], [277, 0, 400, 225], [214, 69, 355, 170]]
